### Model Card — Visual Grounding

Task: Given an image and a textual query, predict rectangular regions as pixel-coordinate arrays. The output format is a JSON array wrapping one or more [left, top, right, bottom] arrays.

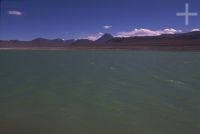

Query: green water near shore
[[0, 51, 200, 134]]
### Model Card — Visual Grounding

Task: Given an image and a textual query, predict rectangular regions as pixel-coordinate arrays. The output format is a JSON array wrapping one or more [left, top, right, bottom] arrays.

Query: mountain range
[[1, 31, 200, 51]]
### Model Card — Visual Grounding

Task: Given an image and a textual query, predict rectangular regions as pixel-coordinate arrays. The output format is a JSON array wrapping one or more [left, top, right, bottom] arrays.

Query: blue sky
[[0, 0, 200, 40]]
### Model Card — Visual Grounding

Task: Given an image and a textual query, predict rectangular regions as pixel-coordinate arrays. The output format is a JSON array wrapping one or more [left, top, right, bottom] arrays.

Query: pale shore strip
[[1, 46, 200, 51]]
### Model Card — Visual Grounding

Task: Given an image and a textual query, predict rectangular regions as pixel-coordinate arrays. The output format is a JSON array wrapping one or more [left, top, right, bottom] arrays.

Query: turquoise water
[[0, 51, 200, 134]]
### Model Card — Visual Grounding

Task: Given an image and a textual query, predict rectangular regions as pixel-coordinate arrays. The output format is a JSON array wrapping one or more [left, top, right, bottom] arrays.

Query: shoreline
[[1, 46, 200, 52]]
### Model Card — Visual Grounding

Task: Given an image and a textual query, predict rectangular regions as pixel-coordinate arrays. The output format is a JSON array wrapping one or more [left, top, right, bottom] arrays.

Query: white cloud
[[82, 32, 104, 41], [191, 29, 200, 32], [116, 28, 160, 37], [8, 10, 23, 16], [81, 28, 182, 41], [116, 28, 181, 37], [103, 25, 112, 29], [163, 29, 182, 34]]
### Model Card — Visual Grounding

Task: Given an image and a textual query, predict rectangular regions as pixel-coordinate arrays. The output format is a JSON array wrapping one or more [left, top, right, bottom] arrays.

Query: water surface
[[0, 51, 200, 134]]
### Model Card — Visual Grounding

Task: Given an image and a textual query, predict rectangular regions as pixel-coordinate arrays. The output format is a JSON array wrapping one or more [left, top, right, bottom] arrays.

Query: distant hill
[[72, 39, 93, 45], [174, 31, 200, 39], [0, 32, 200, 51]]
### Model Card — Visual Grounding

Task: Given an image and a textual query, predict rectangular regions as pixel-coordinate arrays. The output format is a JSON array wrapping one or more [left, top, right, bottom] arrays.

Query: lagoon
[[0, 51, 200, 134]]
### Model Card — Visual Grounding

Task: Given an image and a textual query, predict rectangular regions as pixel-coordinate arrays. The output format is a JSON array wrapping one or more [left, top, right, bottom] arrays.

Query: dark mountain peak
[[102, 33, 113, 37], [95, 33, 113, 43]]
